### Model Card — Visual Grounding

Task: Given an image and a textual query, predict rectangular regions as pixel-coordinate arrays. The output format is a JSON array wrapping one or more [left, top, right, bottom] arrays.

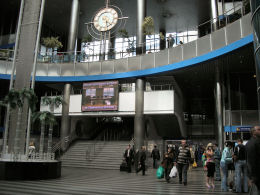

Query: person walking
[[220, 141, 233, 192], [205, 143, 215, 189], [246, 126, 260, 195], [124, 144, 134, 173], [176, 140, 191, 186], [233, 138, 248, 193], [167, 34, 175, 48], [213, 143, 221, 181], [151, 145, 160, 169], [136, 146, 146, 175], [162, 147, 174, 183]]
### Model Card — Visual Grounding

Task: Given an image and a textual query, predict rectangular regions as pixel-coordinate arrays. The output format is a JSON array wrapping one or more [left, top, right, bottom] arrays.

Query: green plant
[[159, 32, 165, 40], [42, 37, 63, 50], [117, 29, 135, 54], [32, 111, 57, 157], [42, 96, 63, 111], [82, 35, 92, 43], [118, 29, 129, 38], [41, 96, 63, 154], [2, 88, 38, 157], [142, 16, 154, 36]]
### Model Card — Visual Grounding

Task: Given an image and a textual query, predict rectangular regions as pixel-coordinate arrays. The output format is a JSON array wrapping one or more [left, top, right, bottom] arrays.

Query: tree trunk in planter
[[47, 123, 53, 157], [13, 107, 23, 160], [47, 103, 54, 158], [39, 120, 45, 158]]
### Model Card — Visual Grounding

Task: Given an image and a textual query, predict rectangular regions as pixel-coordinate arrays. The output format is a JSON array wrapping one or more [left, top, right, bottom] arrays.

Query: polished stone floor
[[0, 167, 246, 195]]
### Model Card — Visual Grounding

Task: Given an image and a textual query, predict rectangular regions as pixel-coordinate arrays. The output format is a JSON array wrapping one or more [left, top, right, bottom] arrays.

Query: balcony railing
[[0, 1, 250, 64]]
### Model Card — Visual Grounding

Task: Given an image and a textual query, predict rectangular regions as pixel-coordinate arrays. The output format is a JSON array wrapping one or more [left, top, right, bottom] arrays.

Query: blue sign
[[224, 126, 252, 132], [236, 126, 252, 132]]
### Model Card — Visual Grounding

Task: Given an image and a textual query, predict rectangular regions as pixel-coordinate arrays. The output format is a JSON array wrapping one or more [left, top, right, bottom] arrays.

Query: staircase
[[61, 140, 129, 170]]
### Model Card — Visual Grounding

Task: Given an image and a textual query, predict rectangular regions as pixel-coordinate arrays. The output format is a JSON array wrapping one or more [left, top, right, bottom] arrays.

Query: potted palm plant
[[2, 88, 37, 160], [41, 96, 63, 155], [42, 36, 63, 62], [32, 111, 57, 159], [142, 16, 155, 53], [142, 16, 155, 36]]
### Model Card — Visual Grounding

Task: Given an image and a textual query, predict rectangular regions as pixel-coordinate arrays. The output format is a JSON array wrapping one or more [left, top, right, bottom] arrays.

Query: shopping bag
[[156, 166, 164, 179], [169, 166, 177, 178], [192, 161, 197, 168]]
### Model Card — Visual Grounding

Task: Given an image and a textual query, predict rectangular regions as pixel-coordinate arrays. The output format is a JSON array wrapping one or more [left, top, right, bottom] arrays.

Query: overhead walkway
[[0, 14, 253, 81]]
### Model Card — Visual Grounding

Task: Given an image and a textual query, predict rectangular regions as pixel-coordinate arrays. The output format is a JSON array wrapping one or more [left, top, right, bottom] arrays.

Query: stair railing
[[85, 129, 107, 161]]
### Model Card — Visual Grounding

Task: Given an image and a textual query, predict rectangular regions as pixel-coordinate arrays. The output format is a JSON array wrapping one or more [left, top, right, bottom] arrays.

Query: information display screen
[[82, 81, 119, 111]]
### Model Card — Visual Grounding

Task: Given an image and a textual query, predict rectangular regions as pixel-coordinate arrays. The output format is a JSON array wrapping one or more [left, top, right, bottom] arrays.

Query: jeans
[[177, 163, 189, 183], [235, 160, 248, 193], [215, 159, 221, 180], [220, 161, 228, 191]]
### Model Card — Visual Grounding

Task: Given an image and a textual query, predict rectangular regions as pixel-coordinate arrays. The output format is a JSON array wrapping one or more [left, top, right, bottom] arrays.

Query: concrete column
[[211, 0, 219, 31], [61, 84, 71, 151], [250, 0, 260, 121], [215, 66, 224, 150], [136, 0, 146, 54], [67, 0, 79, 52], [134, 78, 145, 151]]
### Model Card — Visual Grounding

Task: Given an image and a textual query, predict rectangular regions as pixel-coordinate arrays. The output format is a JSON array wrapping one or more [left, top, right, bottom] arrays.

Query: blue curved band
[[0, 34, 253, 82]]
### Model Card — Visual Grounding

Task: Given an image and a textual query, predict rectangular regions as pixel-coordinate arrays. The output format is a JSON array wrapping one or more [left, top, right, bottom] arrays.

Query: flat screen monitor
[[82, 80, 119, 111]]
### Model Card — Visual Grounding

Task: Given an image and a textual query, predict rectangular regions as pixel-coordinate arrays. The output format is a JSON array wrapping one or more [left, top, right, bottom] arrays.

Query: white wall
[[40, 90, 174, 115]]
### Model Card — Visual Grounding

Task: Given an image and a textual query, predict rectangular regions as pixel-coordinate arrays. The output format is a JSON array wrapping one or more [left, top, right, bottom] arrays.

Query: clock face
[[93, 8, 118, 32]]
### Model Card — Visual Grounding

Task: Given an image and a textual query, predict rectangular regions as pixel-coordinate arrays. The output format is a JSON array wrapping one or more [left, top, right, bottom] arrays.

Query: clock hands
[[102, 15, 112, 26]]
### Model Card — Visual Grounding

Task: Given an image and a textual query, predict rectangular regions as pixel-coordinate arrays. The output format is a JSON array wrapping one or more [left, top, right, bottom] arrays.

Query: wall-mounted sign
[[82, 81, 119, 111]]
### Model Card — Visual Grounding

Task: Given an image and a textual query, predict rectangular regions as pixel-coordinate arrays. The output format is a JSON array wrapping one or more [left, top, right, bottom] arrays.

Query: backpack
[[234, 144, 246, 161]]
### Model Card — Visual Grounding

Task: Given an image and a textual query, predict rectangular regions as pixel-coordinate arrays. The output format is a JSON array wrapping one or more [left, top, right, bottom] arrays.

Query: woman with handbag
[[205, 143, 215, 189], [220, 141, 233, 192]]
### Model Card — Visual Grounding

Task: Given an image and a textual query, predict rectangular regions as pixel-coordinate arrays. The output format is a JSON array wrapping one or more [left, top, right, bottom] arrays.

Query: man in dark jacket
[[234, 139, 248, 193], [246, 126, 260, 195], [136, 146, 146, 175], [151, 145, 160, 169], [124, 145, 133, 173], [176, 140, 191, 186]]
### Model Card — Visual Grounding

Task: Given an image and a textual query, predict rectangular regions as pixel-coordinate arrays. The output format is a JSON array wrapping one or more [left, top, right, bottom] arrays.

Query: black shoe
[[179, 181, 182, 184], [183, 182, 187, 186]]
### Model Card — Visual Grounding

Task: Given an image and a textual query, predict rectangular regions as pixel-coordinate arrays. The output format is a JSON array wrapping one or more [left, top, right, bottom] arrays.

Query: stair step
[[61, 140, 130, 170]]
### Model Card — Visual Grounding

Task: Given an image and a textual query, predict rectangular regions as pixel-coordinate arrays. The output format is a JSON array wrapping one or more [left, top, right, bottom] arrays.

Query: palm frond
[[42, 96, 52, 106], [32, 111, 57, 125], [53, 96, 63, 107]]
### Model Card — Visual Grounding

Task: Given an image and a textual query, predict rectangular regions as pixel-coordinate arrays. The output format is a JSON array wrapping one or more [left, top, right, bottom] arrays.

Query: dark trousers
[[126, 157, 132, 172], [165, 167, 171, 182], [153, 159, 158, 169], [177, 163, 189, 183], [137, 162, 145, 175]]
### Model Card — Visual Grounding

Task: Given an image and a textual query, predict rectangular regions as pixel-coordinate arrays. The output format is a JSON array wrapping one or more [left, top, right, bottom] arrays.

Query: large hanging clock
[[93, 8, 118, 32]]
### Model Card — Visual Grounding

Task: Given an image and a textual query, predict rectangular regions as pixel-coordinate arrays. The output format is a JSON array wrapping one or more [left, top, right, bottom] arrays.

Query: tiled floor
[[0, 167, 246, 195]]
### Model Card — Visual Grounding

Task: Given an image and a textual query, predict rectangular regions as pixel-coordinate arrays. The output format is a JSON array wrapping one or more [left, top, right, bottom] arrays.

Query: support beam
[[60, 84, 71, 151], [211, 0, 219, 31], [136, 0, 146, 54], [134, 78, 145, 151], [215, 66, 224, 150], [67, 0, 80, 52]]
